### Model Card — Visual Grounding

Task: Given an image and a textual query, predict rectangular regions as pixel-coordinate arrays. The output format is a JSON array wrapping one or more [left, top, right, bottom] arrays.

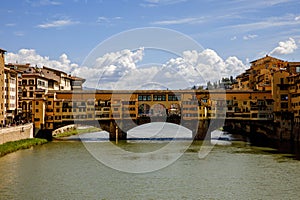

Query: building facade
[[0, 49, 6, 126], [1, 48, 300, 141]]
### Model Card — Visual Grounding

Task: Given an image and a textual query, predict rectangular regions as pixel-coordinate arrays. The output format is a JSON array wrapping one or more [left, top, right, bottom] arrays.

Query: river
[[1, 124, 300, 199]]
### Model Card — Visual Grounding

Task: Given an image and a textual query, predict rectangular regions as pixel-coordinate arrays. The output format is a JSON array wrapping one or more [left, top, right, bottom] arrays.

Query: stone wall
[[0, 123, 34, 145]]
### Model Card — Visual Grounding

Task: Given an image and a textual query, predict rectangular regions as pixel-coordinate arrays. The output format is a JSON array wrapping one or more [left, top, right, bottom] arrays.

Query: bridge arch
[[138, 103, 151, 117], [168, 103, 181, 116], [150, 103, 167, 117], [127, 122, 193, 140]]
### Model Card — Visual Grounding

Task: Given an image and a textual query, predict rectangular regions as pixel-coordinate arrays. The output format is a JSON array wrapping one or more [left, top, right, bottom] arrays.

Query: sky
[[1, 0, 300, 89]]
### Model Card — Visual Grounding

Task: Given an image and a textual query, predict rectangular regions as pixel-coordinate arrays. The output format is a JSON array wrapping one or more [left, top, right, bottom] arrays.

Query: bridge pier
[[108, 120, 127, 141]]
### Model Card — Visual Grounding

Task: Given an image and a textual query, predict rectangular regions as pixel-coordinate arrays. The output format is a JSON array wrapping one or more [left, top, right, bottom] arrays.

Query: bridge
[[36, 89, 275, 140]]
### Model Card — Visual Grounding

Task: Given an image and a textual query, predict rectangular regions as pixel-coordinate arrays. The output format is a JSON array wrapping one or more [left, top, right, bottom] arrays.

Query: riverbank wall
[[0, 123, 34, 145]]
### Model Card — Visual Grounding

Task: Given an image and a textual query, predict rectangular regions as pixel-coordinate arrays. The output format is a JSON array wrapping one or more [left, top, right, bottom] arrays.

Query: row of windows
[[122, 107, 136, 111], [292, 102, 300, 107], [21, 91, 43, 98], [138, 95, 181, 101], [122, 101, 136, 105], [122, 114, 137, 118], [22, 79, 35, 85], [182, 107, 198, 111]]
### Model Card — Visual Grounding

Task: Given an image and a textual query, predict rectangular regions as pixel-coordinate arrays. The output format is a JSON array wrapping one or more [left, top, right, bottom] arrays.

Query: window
[[29, 79, 34, 85], [168, 95, 180, 101], [281, 102, 288, 109], [153, 95, 166, 101], [56, 108, 60, 112], [29, 92, 34, 97], [281, 94, 288, 101], [36, 102, 39, 105], [138, 95, 151, 101]]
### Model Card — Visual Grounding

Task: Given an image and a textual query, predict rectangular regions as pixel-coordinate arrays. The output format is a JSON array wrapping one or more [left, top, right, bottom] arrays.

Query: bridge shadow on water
[[59, 122, 195, 143]]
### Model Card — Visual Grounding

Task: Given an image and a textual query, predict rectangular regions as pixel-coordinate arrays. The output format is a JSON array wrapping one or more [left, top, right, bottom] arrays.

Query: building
[[233, 55, 290, 91], [4, 66, 22, 124], [0, 49, 6, 126], [1, 48, 300, 141]]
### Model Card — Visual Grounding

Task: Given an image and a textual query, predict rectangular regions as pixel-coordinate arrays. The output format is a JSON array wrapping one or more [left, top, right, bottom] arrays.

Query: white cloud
[[72, 48, 247, 89], [243, 34, 258, 40], [72, 48, 144, 89], [140, 0, 186, 7], [13, 31, 24, 37], [5, 48, 247, 90], [96, 16, 122, 25], [5, 23, 16, 27], [223, 14, 300, 32], [295, 16, 300, 21], [151, 17, 204, 25], [37, 19, 79, 29], [270, 37, 298, 55], [26, 0, 61, 6], [230, 36, 237, 41], [5, 49, 78, 74]]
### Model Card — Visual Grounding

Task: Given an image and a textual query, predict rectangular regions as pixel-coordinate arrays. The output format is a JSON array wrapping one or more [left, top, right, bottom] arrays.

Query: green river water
[[1, 130, 300, 200]]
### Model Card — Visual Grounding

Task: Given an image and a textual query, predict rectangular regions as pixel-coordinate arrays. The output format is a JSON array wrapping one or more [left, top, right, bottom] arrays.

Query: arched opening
[[127, 122, 192, 140], [150, 103, 167, 117], [168, 103, 181, 116], [138, 103, 151, 117]]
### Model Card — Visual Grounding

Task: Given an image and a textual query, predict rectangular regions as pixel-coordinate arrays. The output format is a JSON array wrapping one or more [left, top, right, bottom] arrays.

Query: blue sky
[[1, 0, 300, 89]]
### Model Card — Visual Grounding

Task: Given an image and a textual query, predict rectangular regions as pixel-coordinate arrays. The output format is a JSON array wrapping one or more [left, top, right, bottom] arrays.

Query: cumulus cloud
[[178, 49, 246, 81], [270, 37, 298, 55], [5, 48, 247, 90], [72, 48, 144, 89], [5, 49, 78, 73]]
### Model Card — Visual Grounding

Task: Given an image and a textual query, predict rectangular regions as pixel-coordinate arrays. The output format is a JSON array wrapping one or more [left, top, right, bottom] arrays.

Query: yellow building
[[233, 55, 289, 91]]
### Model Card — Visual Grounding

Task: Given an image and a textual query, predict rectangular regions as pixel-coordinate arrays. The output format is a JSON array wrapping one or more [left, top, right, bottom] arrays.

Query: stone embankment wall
[[0, 123, 34, 145], [52, 124, 77, 136]]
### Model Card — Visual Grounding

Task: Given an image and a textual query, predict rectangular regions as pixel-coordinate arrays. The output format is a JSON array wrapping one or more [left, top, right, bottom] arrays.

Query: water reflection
[[1, 139, 300, 199]]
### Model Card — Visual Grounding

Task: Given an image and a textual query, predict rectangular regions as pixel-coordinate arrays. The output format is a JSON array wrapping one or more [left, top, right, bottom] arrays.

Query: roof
[[22, 73, 49, 80], [41, 68, 60, 82], [0, 48, 7, 53], [6, 63, 31, 72], [250, 55, 285, 64], [69, 76, 86, 83], [288, 62, 300, 66], [42, 66, 67, 75]]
